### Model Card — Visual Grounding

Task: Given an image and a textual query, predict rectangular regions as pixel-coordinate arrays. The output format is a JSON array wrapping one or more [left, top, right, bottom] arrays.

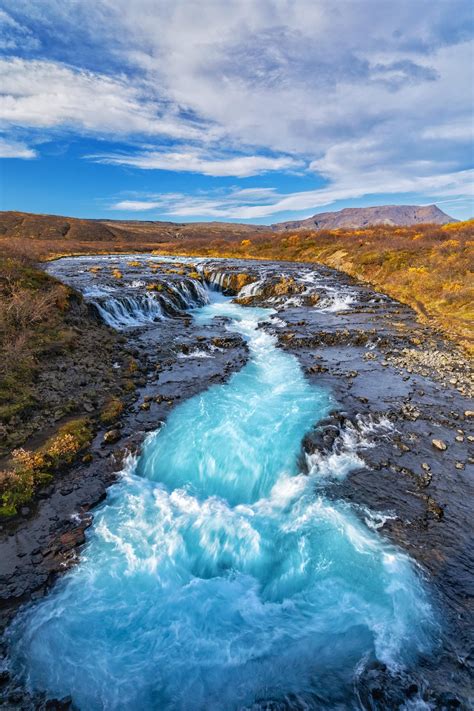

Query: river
[[6, 276, 437, 710]]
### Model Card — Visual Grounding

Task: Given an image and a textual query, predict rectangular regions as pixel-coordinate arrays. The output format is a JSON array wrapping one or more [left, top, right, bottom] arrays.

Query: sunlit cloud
[[0, 57, 206, 140], [94, 150, 301, 177], [110, 168, 473, 220]]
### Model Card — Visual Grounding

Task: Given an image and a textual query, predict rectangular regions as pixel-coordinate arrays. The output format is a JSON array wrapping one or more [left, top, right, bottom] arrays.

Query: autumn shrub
[[0, 417, 92, 516], [0, 448, 49, 516], [100, 397, 124, 424]]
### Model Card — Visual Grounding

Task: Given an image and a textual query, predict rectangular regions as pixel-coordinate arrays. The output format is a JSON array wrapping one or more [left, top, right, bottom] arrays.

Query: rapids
[[7, 290, 436, 710]]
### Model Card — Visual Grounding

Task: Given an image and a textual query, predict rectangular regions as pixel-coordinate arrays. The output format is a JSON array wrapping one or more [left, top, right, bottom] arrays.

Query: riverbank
[[148, 219, 474, 355], [0, 255, 472, 709], [0, 214, 472, 353]]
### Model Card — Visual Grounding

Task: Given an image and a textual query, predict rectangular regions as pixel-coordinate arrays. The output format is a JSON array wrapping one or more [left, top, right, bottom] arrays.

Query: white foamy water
[[7, 291, 437, 711]]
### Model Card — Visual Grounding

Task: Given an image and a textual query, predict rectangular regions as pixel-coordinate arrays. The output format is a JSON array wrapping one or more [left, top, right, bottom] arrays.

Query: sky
[[0, 0, 473, 223]]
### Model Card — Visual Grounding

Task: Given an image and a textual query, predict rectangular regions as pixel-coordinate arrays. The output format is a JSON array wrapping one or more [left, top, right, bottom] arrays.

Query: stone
[[464, 410, 474, 418], [432, 439, 447, 451], [455, 462, 464, 470], [103, 429, 121, 444], [401, 404, 420, 421]]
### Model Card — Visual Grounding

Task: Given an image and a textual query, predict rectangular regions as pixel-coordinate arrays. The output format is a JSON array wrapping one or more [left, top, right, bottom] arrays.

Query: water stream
[[7, 289, 436, 709]]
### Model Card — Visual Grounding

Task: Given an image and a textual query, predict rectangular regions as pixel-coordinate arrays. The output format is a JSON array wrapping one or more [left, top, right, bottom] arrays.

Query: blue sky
[[0, 0, 473, 223]]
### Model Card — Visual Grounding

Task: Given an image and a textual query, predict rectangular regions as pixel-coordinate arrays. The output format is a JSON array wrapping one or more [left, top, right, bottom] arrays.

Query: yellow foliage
[[100, 397, 124, 424], [288, 235, 301, 245]]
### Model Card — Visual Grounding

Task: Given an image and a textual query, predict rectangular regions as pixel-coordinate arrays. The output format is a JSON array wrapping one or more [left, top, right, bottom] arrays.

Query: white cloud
[[0, 136, 37, 158], [0, 57, 204, 140], [110, 200, 162, 211], [93, 150, 300, 177], [127, 167, 473, 220], [422, 117, 474, 141], [0, 9, 39, 51], [1, 0, 473, 210]]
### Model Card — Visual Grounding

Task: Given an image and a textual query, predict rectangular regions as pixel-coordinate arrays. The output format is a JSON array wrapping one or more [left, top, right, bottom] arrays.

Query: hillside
[[272, 204, 454, 231], [0, 205, 456, 247], [0, 211, 265, 245]]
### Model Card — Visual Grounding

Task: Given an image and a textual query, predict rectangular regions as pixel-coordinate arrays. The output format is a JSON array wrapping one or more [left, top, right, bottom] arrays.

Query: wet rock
[[426, 497, 444, 520], [307, 364, 328, 374], [401, 404, 421, 421], [432, 438, 447, 451], [103, 429, 121, 444], [303, 293, 320, 306]]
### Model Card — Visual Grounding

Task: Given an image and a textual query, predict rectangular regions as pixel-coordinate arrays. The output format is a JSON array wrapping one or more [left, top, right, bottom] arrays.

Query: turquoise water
[[8, 295, 435, 710]]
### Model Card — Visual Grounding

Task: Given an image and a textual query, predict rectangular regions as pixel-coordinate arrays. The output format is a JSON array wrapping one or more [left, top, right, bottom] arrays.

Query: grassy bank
[[0, 240, 75, 425], [0, 240, 129, 516]]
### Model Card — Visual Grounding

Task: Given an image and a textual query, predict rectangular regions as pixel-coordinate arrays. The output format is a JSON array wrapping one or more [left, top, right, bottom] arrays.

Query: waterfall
[[238, 279, 265, 298], [92, 278, 210, 329]]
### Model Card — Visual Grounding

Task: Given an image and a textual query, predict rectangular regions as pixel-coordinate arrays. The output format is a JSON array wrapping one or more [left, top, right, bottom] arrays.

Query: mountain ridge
[[271, 204, 455, 231]]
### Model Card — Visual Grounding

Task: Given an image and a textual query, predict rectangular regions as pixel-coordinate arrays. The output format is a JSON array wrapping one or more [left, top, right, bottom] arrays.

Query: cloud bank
[[1, 1, 473, 218]]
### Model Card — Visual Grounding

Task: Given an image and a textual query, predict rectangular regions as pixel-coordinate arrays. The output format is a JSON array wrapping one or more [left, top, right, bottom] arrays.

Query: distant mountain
[[0, 204, 456, 245], [272, 204, 455, 231]]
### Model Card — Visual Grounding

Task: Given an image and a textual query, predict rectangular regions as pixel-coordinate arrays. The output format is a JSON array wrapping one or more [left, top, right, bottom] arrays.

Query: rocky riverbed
[[0, 254, 472, 710]]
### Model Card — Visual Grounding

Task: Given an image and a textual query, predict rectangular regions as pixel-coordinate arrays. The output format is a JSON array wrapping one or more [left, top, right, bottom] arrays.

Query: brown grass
[[0, 240, 76, 423]]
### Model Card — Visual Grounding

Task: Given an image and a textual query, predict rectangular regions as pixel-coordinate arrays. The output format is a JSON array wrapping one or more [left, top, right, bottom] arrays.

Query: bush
[[100, 397, 124, 424], [0, 417, 92, 516]]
